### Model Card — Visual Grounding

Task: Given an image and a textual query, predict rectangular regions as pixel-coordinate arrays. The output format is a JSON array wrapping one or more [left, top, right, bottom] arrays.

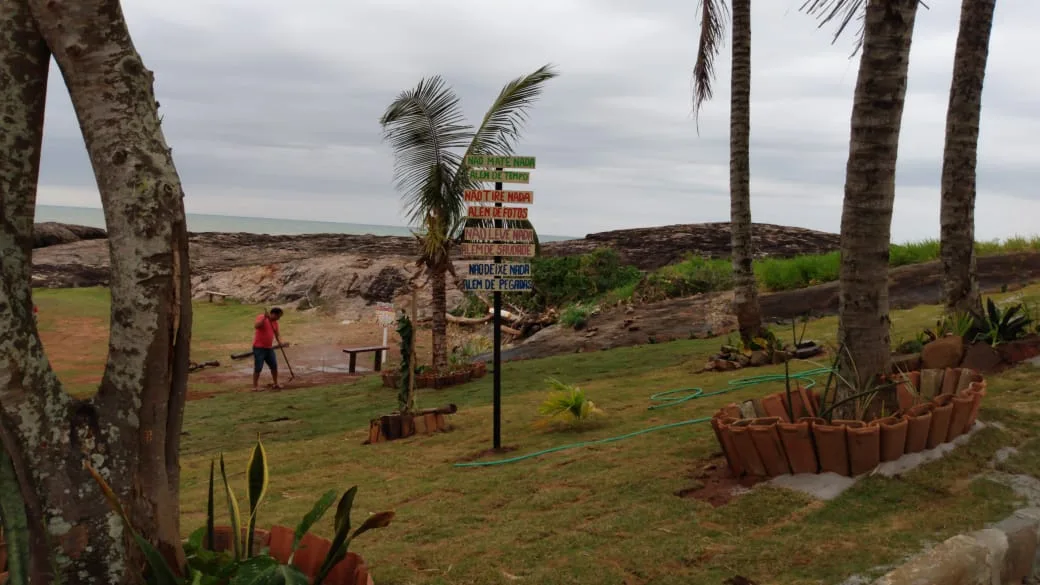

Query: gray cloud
[[34, 0, 1040, 242]]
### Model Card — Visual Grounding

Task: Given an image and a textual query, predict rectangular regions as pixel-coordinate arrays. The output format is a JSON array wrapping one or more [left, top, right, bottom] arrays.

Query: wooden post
[[408, 286, 417, 413]]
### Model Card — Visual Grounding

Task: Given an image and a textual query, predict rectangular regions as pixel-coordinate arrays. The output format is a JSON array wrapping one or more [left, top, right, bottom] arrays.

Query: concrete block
[[874, 531, 1007, 585], [995, 511, 1040, 584]]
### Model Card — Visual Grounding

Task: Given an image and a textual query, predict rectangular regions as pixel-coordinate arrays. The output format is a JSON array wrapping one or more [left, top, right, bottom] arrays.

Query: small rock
[[921, 335, 965, 369], [749, 350, 770, 367], [715, 359, 738, 371], [737, 354, 751, 367]]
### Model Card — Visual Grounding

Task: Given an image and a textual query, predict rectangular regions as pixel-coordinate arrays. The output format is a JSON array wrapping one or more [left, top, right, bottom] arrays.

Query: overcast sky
[[35, 0, 1038, 242]]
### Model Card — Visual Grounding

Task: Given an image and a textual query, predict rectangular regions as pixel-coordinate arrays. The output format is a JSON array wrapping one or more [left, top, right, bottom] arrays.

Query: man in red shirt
[[252, 307, 284, 390]]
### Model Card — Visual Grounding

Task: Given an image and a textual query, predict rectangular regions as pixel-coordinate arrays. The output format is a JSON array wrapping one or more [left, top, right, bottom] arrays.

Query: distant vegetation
[[462, 236, 1040, 327]]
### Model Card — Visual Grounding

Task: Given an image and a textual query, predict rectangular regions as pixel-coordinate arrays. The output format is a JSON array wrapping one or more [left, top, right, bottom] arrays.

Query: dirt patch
[[676, 456, 766, 507], [456, 445, 520, 463]]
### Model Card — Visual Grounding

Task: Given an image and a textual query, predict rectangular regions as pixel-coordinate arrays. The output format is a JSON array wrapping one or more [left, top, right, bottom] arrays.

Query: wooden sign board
[[463, 189, 534, 204], [467, 262, 531, 277], [465, 155, 536, 169], [460, 243, 536, 257], [464, 227, 535, 243], [373, 302, 395, 326], [467, 206, 528, 220], [461, 277, 534, 293], [468, 169, 530, 184]]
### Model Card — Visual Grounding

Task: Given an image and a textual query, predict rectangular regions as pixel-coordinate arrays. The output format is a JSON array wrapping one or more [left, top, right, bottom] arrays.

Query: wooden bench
[[342, 346, 389, 373], [201, 290, 230, 303]]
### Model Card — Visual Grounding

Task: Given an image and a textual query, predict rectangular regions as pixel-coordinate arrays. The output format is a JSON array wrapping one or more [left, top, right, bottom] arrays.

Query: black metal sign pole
[[493, 169, 503, 450]]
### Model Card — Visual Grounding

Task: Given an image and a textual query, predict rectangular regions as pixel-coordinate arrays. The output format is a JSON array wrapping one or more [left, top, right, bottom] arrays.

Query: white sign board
[[461, 243, 536, 258], [464, 155, 536, 169], [467, 206, 529, 220], [461, 277, 534, 293], [463, 190, 534, 204], [464, 228, 535, 243], [374, 302, 395, 326], [467, 262, 531, 277]]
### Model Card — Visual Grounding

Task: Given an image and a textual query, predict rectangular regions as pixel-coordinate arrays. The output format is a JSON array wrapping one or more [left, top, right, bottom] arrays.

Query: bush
[[560, 303, 595, 329], [755, 252, 840, 291], [506, 249, 642, 312], [635, 256, 732, 301]]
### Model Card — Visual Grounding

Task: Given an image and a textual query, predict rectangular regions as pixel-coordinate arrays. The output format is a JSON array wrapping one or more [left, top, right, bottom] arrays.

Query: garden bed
[[711, 368, 987, 479], [365, 404, 458, 444], [380, 362, 487, 390]]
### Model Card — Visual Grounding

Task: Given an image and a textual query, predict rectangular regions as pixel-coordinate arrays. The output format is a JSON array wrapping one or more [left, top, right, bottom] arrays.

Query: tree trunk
[[729, 0, 763, 343], [0, 2, 56, 582], [430, 268, 449, 370], [0, 0, 193, 583], [940, 0, 996, 315], [837, 0, 919, 396]]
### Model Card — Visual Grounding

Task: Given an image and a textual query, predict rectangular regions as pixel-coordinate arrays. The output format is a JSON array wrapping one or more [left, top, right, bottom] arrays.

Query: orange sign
[[466, 206, 529, 220]]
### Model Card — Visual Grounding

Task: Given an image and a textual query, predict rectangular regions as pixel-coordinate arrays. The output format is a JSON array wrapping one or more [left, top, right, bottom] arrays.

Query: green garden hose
[[453, 366, 834, 469]]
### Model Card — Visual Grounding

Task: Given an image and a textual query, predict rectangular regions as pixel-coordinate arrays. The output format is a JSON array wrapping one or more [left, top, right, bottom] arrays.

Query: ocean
[[36, 204, 575, 241]]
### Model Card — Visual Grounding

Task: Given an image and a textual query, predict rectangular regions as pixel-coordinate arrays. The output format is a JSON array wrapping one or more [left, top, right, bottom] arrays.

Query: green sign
[[468, 169, 530, 184], [465, 155, 536, 169]]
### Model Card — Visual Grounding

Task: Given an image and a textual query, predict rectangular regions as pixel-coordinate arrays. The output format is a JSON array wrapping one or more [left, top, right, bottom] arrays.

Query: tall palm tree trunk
[[838, 0, 919, 393], [730, 0, 763, 343], [431, 268, 449, 370], [940, 0, 996, 315]]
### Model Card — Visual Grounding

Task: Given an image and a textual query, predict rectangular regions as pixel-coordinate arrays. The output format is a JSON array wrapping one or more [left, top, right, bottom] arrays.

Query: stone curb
[[872, 508, 1040, 585]]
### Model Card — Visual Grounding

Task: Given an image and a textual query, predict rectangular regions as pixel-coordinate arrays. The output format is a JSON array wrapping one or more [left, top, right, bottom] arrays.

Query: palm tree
[[379, 65, 558, 370], [803, 0, 921, 392], [693, 0, 765, 344], [940, 0, 997, 315]]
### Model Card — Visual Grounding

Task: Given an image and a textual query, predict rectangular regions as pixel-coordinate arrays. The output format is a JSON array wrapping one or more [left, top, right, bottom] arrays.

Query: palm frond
[[456, 64, 559, 193], [800, 0, 928, 55], [379, 76, 474, 227], [800, 0, 865, 48], [692, 0, 730, 126]]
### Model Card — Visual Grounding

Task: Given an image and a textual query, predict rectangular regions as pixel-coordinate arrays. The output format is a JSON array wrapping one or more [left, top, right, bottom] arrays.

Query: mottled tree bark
[[0, 0, 192, 583], [940, 0, 996, 315], [430, 268, 448, 370], [837, 0, 919, 395], [729, 0, 763, 343]]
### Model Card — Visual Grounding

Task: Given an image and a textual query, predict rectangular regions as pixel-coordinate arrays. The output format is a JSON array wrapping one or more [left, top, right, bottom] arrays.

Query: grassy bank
[[32, 285, 1040, 584], [520, 236, 1040, 321]]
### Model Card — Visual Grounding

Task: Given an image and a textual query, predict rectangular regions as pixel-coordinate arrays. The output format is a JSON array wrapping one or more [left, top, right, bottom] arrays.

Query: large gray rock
[[33, 222, 107, 249]]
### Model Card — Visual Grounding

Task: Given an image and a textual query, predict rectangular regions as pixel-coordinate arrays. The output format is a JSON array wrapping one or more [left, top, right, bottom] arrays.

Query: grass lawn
[[33, 285, 1040, 584]]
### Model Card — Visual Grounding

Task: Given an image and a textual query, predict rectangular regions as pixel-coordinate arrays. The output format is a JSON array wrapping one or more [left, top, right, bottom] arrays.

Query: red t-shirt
[[253, 315, 279, 348]]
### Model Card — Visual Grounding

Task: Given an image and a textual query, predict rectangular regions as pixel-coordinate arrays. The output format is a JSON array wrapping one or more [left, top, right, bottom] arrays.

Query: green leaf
[[188, 527, 206, 553], [313, 487, 359, 585], [246, 435, 270, 557], [229, 556, 280, 585], [290, 490, 337, 561], [219, 454, 243, 560], [0, 450, 31, 585], [85, 462, 183, 585], [206, 460, 216, 552]]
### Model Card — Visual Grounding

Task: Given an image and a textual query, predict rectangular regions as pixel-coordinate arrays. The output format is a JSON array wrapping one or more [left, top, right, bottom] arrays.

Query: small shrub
[[538, 378, 603, 428], [969, 297, 1032, 346], [636, 256, 732, 301], [755, 252, 840, 291], [560, 303, 595, 329]]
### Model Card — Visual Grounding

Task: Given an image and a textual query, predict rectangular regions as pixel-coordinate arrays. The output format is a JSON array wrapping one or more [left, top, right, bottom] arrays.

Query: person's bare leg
[[272, 369, 279, 389], [253, 370, 260, 390]]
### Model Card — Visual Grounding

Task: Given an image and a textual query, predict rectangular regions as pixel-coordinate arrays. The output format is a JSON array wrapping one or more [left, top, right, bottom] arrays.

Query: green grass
[[33, 284, 1040, 584]]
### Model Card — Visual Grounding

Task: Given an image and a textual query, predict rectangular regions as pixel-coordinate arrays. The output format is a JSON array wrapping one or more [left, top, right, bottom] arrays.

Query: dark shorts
[[253, 347, 278, 373]]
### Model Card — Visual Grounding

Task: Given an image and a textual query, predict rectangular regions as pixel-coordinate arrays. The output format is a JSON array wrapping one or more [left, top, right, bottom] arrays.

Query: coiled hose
[[453, 367, 833, 468]]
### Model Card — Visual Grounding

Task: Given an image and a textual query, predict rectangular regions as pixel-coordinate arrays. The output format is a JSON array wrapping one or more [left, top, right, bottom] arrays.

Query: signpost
[[374, 301, 395, 364], [462, 154, 536, 450]]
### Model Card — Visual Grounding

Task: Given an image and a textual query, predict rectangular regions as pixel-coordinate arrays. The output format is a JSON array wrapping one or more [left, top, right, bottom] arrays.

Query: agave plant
[[538, 378, 603, 427], [86, 435, 394, 585], [969, 298, 1032, 347]]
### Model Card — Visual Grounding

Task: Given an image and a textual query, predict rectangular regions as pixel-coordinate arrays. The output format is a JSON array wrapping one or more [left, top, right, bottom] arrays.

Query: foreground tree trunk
[[940, 0, 997, 315], [729, 0, 764, 343], [837, 0, 919, 393], [430, 268, 449, 370], [0, 2, 55, 580], [0, 0, 192, 582]]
